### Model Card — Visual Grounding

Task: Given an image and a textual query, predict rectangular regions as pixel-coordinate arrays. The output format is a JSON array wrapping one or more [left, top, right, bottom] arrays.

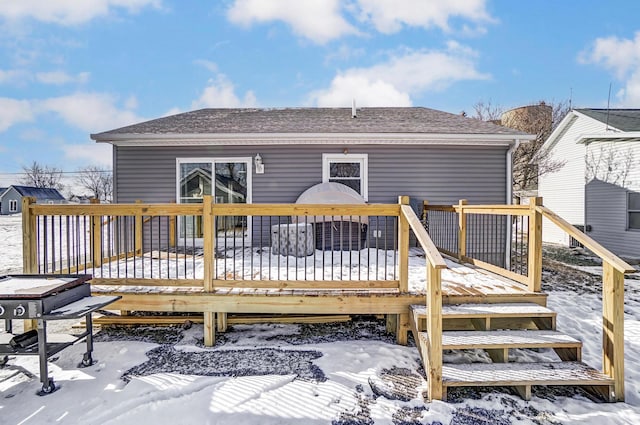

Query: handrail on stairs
[[399, 199, 447, 401]]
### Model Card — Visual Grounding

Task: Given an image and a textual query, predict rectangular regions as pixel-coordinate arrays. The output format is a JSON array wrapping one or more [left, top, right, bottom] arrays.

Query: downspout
[[506, 138, 521, 204], [505, 139, 521, 270]]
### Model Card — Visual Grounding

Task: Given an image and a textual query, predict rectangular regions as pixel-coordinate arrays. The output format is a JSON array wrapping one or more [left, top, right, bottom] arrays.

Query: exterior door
[[177, 158, 252, 246]]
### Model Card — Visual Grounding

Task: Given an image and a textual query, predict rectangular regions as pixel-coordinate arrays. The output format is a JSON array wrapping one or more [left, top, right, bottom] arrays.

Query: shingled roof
[[576, 109, 640, 132], [91, 107, 530, 140], [7, 185, 65, 201]]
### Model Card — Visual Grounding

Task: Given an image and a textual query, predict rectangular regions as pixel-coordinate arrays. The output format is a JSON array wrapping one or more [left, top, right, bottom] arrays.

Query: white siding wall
[[585, 140, 640, 192], [538, 114, 608, 245]]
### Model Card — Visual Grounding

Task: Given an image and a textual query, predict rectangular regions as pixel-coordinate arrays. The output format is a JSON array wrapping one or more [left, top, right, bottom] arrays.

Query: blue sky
[[1, 0, 640, 189]]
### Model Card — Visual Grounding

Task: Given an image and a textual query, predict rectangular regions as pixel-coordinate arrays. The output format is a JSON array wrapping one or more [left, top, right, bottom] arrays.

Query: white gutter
[[577, 131, 640, 144], [505, 138, 522, 271], [92, 132, 535, 146]]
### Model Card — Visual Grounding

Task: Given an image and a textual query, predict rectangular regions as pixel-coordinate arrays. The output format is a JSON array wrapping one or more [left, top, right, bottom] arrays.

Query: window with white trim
[[629, 192, 640, 230], [9, 199, 18, 212], [322, 153, 368, 200]]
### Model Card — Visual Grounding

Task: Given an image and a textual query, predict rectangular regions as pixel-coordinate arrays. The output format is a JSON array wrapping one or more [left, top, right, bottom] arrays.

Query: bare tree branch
[[75, 166, 113, 202], [20, 161, 64, 190], [474, 100, 570, 191], [586, 144, 634, 187], [472, 99, 503, 122]]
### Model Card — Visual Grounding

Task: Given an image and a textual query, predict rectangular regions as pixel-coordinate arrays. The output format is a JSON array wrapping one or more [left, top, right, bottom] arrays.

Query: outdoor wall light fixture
[[254, 153, 264, 174]]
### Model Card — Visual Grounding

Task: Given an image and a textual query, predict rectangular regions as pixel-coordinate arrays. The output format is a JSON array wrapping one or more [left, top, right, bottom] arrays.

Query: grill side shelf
[[42, 296, 121, 320]]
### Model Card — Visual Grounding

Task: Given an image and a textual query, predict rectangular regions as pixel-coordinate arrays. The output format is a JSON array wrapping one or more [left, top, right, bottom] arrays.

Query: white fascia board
[[539, 110, 578, 152], [93, 132, 534, 146], [578, 132, 640, 144]]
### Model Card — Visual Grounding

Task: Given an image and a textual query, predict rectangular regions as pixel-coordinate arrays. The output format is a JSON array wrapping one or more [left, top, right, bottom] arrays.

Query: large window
[[322, 153, 368, 200], [9, 199, 17, 212], [629, 192, 640, 230]]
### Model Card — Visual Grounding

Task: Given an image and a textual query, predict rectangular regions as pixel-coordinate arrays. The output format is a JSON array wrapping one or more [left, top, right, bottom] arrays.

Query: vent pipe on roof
[[352, 99, 357, 118]]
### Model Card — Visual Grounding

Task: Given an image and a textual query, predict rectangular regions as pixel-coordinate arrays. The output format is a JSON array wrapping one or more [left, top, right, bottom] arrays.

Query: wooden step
[[440, 330, 581, 350], [442, 361, 614, 401], [418, 329, 582, 362], [410, 303, 556, 330]]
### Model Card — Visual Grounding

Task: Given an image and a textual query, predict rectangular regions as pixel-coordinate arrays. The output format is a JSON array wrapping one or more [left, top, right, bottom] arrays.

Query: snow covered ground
[[2, 214, 640, 424]]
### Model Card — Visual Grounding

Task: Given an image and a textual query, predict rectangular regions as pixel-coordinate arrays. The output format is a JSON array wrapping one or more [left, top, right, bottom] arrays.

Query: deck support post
[[203, 195, 216, 346], [603, 261, 625, 401], [426, 261, 443, 401], [397, 196, 410, 345], [22, 196, 38, 332], [457, 200, 467, 261], [527, 197, 542, 292]]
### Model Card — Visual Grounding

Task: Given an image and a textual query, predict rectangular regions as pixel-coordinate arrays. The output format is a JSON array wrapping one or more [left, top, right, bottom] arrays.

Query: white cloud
[[0, 69, 25, 84], [39, 92, 143, 132], [36, 71, 90, 85], [192, 75, 257, 109], [581, 32, 640, 106], [227, 0, 358, 44], [227, 0, 492, 43], [0, 98, 34, 131], [0, 0, 161, 25], [355, 0, 492, 34], [62, 142, 113, 168], [309, 44, 489, 107]]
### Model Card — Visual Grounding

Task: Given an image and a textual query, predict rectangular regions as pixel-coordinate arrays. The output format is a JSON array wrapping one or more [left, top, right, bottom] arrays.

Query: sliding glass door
[[177, 158, 252, 246]]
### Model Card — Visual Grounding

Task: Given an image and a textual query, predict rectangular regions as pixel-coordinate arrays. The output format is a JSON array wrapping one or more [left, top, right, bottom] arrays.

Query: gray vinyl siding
[[0, 188, 22, 215], [586, 179, 640, 258], [114, 144, 507, 250], [114, 144, 507, 204]]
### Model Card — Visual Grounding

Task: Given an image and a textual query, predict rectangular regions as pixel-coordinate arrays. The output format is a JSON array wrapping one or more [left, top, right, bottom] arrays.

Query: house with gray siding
[[539, 109, 640, 258], [91, 107, 533, 250], [0, 185, 66, 215]]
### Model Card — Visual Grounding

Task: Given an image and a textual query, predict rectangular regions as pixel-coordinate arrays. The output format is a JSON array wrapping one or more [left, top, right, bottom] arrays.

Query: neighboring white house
[[539, 108, 640, 258]]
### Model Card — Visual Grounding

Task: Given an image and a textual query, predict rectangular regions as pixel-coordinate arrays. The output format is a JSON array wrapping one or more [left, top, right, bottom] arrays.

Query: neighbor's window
[[9, 199, 17, 212], [629, 192, 640, 230], [322, 153, 368, 200]]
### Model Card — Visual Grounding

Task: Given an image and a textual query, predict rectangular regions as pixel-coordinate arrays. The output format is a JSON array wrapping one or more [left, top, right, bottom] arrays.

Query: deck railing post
[[169, 201, 176, 248], [21, 197, 38, 331], [398, 196, 410, 293], [21, 196, 37, 274], [527, 197, 543, 292], [202, 195, 216, 346], [426, 261, 443, 400], [135, 200, 143, 256], [603, 261, 625, 401], [457, 199, 467, 260], [90, 198, 102, 267]]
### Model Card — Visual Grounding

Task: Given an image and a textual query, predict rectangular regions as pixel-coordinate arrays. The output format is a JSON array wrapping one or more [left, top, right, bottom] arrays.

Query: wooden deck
[[91, 257, 546, 313], [21, 196, 634, 402]]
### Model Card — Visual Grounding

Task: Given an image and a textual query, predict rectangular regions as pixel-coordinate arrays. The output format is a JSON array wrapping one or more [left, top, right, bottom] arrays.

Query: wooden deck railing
[[424, 198, 537, 290], [400, 196, 447, 401], [21, 195, 446, 350], [537, 205, 635, 402], [424, 196, 636, 402]]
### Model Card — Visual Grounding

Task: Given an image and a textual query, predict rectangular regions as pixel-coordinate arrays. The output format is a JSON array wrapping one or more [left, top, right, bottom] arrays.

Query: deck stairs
[[409, 302, 615, 401]]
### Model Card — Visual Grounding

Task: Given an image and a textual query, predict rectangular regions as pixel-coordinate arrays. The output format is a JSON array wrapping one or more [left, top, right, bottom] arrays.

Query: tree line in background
[[471, 99, 571, 193], [20, 161, 113, 202]]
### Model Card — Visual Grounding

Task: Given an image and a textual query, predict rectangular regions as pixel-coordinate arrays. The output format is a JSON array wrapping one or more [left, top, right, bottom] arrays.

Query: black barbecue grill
[[0, 274, 120, 395]]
